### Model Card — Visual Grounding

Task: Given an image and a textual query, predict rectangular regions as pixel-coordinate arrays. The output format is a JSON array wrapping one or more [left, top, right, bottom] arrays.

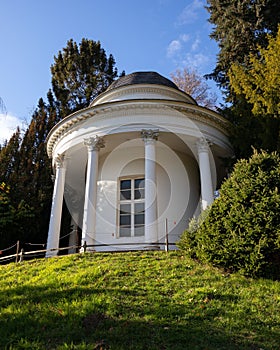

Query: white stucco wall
[[93, 138, 200, 250]]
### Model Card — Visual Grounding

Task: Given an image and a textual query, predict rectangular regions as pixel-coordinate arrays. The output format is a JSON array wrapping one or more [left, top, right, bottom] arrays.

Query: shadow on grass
[[1, 283, 276, 350]]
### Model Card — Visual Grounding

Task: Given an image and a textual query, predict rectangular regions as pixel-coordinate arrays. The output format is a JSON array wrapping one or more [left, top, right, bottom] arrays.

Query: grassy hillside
[[0, 251, 279, 350]]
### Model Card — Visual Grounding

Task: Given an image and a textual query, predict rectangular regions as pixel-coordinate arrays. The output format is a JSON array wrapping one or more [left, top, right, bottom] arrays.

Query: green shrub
[[177, 209, 209, 258], [179, 150, 280, 279]]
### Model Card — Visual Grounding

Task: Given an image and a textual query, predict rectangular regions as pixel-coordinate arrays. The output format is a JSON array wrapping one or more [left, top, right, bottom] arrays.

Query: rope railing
[[0, 242, 18, 253], [0, 240, 176, 264]]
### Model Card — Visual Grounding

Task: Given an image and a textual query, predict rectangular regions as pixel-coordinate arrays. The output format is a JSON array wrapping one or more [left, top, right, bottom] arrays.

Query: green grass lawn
[[0, 251, 279, 349]]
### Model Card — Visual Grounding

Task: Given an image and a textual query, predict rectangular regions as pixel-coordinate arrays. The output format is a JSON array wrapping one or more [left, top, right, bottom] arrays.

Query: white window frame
[[117, 175, 145, 238]]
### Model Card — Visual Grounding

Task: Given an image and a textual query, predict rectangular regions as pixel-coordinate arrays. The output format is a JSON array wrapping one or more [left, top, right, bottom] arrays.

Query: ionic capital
[[54, 154, 65, 169], [84, 136, 105, 152], [141, 129, 159, 143], [196, 138, 212, 153]]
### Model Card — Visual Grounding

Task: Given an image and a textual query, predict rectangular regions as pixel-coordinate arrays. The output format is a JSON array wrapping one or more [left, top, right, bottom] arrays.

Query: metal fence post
[[165, 218, 169, 252], [83, 241, 87, 253]]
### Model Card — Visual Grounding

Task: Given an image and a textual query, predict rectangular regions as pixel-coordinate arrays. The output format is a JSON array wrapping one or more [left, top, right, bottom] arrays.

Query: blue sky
[[0, 0, 220, 143]]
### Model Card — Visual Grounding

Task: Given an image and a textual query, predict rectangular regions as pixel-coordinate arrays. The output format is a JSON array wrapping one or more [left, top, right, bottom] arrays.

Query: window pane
[[119, 177, 145, 238], [134, 225, 144, 237], [119, 226, 131, 237], [120, 215, 131, 226], [134, 188, 145, 200], [120, 204, 131, 214], [134, 203, 144, 213], [135, 178, 145, 189], [120, 180, 131, 190], [135, 214, 145, 225], [120, 190, 131, 200]]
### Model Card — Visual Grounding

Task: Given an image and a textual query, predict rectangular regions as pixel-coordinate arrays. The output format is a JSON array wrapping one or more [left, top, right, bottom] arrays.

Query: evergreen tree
[[229, 27, 280, 117], [0, 182, 34, 251], [0, 38, 119, 250], [222, 99, 280, 158], [51, 39, 118, 117], [228, 28, 280, 151], [178, 150, 280, 279], [206, 0, 280, 90], [0, 127, 21, 184], [206, 0, 280, 157], [14, 98, 57, 243]]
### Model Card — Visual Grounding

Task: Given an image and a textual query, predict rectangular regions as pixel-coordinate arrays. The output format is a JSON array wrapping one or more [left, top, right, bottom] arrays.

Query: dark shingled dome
[[107, 71, 179, 91]]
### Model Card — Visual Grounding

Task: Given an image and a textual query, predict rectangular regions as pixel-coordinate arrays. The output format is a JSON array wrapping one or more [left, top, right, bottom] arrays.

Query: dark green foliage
[[51, 39, 118, 117], [12, 98, 56, 244], [223, 100, 280, 158], [0, 38, 119, 250], [179, 150, 280, 278], [206, 0, 280, 89], [177, 209, 209, 258], [206, 0, 280, 156], [0, 95, 58, 247], [0, 127, 21, 184], [0, 183, 34, 249]]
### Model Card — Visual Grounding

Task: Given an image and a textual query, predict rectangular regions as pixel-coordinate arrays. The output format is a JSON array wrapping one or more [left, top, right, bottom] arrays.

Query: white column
[[141, 129, 159, 244], [81, 136, 105, 251], [46, 154, 66, 257], [196, 138, 214, 210]]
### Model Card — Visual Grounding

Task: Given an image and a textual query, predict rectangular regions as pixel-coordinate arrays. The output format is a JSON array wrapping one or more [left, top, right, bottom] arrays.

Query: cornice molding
[[91, 84, 196, 107], [46, 100, 231, 158]]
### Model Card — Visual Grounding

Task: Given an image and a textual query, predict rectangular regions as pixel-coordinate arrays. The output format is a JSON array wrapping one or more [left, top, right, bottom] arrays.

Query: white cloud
[[180, 34, 190, 42], [182, 52, 210, 70], [177, 0, 204, 25], [0, 113, 22, 144], [167, 40, 182, 58], [166, 34, 192, 59], [166, 32, 208, 72], [191, 36, 201, 51]]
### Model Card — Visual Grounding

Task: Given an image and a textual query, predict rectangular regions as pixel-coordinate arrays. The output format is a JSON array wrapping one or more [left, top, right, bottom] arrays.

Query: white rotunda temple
[[46, 71, 233, 256]]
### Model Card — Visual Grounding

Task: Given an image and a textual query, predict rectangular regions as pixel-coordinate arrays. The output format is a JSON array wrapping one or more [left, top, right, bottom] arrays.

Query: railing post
[[19, 248, 24, 262], [165, 218, 169, 252], [15, 240, 20, 263], [83, 241, 87, 253]]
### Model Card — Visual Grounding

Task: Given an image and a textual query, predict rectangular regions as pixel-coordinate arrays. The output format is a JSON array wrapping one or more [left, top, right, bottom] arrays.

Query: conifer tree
[[0, 127, 21, 185], [206, 0, 280, 90], [0, 38, 119, 249], [51, 39, 118, 117], [14, 97, 57, 243], [229, 27, 280, 117], [206, 0, 280, 157]]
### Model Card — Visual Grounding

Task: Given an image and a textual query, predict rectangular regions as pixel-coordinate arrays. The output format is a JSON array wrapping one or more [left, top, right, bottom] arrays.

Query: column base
[[143, 245, 160, 250], [45, 249, 59, 258], [79, 247, 96, 253]]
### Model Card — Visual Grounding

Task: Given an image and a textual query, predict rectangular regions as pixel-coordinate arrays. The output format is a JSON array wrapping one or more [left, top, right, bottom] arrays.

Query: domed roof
[[107, 71, 179, 91]]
